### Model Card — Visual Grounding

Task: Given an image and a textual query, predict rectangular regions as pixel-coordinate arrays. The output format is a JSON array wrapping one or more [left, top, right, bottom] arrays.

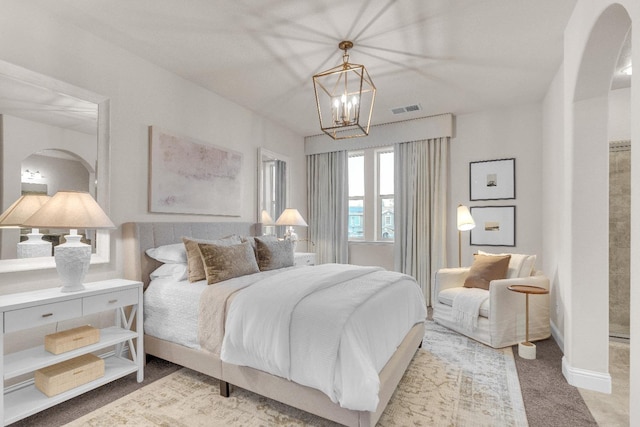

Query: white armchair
[[432, 266, 550, 348]]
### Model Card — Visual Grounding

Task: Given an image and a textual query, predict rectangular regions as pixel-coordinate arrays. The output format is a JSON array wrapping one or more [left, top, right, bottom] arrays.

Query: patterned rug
[[65, 322, 527, 426]]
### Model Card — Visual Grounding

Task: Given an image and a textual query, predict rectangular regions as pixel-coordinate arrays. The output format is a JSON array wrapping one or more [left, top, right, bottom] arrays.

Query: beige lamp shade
[[457, 205, 476, 231], [275, 208, 308, 227], [0, 194, 51, 227], [22, 191, 115, 230], [261, 209, 274, 225]]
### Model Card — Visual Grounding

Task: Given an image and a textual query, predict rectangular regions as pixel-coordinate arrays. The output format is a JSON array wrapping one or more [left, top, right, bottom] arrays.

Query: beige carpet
[[65, 322, 527, 426]]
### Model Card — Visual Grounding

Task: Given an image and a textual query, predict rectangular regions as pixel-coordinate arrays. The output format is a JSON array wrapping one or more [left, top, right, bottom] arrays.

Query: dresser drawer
[[4, 300, 82, 333], [82, 288, 138, 315]]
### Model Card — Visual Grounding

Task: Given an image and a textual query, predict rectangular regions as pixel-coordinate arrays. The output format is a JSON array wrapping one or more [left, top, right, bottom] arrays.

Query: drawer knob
[[108, 299, 118, 304], [41, 313, 53, 318]]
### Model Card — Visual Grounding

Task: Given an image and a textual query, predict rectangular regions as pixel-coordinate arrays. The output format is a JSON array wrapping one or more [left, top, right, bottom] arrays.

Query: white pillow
[[149, 263, 188, 281], [146, 243, 187, 264], [477, 250, 536, 278]]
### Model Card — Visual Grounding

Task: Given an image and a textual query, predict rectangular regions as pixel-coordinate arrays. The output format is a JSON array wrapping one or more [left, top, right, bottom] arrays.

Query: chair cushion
[[478, 250, 537, 278], [439, 287, 490, 318], [463, 254, 511, 290]]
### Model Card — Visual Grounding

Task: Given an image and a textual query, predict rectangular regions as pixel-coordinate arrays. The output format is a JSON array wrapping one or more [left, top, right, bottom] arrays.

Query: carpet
[[65, 322, 527, 426]]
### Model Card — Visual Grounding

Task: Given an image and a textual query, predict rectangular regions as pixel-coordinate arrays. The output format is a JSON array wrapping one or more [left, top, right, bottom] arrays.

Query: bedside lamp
[[23, 191, 115, 292], [0, 194, 52, 258], [457, 204, 475, 267], [275, 208, 308, 251]]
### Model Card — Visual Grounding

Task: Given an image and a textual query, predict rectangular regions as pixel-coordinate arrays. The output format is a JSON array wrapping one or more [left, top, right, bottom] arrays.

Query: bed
[[123, 221, 426, 427]]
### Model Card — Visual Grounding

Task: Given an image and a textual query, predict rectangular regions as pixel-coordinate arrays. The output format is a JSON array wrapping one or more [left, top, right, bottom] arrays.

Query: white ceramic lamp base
[[55, 234, 91, 293], [518, 342, 536, 359], [17, 233, 52, 258], [284, 227, 299, 251]]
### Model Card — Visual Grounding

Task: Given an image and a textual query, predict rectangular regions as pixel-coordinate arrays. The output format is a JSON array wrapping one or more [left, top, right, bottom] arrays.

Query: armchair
[[432, 267, 550, 348]]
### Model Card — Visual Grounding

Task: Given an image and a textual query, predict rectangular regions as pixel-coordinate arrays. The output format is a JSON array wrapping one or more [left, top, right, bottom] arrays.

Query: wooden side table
[[507, 284, 549, 359]]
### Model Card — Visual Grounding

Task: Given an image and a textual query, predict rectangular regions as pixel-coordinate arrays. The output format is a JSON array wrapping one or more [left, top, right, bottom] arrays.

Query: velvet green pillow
[[463, 254, 511, 290], [197, 241, 259, 285]]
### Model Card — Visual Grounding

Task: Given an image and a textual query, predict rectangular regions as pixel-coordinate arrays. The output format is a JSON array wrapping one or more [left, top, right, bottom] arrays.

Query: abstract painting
[[149, 126, 243, 216]]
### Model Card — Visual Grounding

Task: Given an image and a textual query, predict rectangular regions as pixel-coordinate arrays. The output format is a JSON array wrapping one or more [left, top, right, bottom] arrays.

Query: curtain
[[273, 159, 287, 237], [307, 151, 349, 264], [394, 137, 449, 305]]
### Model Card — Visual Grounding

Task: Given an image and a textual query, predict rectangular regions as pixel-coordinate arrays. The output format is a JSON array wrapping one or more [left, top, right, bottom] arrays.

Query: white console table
[[0, 279, 143, 425]]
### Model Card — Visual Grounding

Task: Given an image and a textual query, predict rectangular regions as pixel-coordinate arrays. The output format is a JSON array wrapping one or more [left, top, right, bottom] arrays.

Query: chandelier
[[313, 41, 376, 140]]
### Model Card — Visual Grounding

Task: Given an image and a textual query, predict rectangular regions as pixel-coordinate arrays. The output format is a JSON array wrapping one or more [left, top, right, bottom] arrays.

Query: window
[[347, 147, 394, 241]]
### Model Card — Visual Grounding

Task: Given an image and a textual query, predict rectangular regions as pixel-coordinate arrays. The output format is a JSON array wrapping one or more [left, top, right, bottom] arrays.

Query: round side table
[[507, 284, 549, 359]]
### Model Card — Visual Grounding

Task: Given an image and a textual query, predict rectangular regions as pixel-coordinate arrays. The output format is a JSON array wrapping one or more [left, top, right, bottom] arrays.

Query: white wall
[[449, 104, 543, 268], [0, 2, 305, 292], [609, 87, 631, 141]]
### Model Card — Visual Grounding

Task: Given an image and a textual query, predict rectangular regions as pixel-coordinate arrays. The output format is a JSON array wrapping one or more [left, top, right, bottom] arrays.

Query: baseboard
[[561, 356, 611, 393], [550, 320, 564, 352]]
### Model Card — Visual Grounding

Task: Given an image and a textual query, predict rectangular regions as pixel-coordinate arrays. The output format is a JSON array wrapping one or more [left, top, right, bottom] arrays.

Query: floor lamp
[[457, 205, 475, 267]]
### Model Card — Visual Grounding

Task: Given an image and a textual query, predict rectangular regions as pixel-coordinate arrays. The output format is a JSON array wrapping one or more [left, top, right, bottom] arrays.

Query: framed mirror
[[0, 59, 110, 273], [257, 148, 289, 236]]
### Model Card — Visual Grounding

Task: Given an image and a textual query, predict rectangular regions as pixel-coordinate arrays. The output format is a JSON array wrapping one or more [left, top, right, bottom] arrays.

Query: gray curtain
[[394, 137, 449, 305], [307, 151, 348, 264], [273, 159, 287, 237]]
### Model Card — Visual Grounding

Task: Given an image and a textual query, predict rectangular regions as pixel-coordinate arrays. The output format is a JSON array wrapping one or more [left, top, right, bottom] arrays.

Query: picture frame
[[148, 126, 243, 216], [469, 158, 515, 201], [470, 205, 516, 247]]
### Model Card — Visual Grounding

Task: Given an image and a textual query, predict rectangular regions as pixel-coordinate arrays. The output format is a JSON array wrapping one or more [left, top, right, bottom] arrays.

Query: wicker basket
[[45, 325, 100, 355], [35, 354, 105, 397]]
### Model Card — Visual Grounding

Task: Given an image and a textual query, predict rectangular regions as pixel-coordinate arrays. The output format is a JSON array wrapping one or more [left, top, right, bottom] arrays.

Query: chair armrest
[[433, 267, 470, 302]]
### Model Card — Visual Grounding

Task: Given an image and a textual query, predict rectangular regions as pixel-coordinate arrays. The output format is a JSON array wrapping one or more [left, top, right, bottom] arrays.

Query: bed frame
[[123, 221, 424, 427]]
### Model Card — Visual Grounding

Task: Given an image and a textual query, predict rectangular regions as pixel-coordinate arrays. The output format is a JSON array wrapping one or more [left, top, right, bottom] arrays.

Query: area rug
[[65, 322, 527, 426]]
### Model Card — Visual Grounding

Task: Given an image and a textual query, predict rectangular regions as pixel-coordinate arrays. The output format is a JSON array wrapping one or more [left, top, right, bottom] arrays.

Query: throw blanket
[[452, 288, 489, 332], [220, 263, 426, 411]]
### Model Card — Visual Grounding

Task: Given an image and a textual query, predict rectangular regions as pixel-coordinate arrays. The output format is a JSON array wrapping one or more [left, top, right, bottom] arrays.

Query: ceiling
[[11, 1, 590, 136]]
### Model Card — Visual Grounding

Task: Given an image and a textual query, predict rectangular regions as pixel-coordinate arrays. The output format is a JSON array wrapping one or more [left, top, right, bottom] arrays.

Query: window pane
[[378, 151, 394, 196], [380, 197, 394, 239], [348, 199, 364, 238], [348, 154, 364, 197]]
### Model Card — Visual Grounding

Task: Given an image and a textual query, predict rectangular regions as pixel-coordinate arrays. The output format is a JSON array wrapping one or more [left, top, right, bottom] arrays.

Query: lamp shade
[[22, 191, 115, 230], [457, 205, 475, 231], [0, 194, 51, 227], [261, 209, 274, 225], [275, 208, 308, 227]]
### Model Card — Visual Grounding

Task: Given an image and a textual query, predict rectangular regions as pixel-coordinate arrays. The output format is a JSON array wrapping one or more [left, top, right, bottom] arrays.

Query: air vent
[[391, 104, 422, 114]]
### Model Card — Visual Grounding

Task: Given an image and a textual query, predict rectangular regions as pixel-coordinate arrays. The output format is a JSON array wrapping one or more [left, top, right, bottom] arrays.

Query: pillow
[[477, 250, 537, 278], [149, 263, 188, 281], [463, 254, 511, 290], [183, 235, 242, 282], [197, 241, 260, 285], [241, 235, 277, 255], [255, 237, 294, 271], [145, 243, 187, 264]]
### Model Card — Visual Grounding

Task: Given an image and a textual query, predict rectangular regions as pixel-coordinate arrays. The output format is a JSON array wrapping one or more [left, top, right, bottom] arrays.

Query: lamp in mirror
[[275, 208, 308, 251], [457, 204, 476, 267], [22, 191, 115, 292], [0, 194, 52, 258]]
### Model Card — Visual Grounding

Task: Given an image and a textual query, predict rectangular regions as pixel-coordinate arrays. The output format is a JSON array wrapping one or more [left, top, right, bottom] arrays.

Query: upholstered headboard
[[122, 222, 260, 288]]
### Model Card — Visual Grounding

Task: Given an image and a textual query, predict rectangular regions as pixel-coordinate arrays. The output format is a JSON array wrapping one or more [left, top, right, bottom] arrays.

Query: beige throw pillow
[[183, 235, 241, 282], [198, 241, 260, 285], [463, 254, 511, 290], [255, 237, 294, 271]]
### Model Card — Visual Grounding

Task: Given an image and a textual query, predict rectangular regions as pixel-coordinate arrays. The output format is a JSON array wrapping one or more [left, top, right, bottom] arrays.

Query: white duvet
[[221, 263, 426, 411]]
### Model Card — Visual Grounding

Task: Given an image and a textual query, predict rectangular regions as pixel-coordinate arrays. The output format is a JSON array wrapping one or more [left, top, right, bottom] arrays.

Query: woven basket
[[45, 325, 100, 355], [35, 354, 105, 397]]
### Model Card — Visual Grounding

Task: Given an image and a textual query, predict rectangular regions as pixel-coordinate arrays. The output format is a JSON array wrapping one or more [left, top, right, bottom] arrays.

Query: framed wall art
[[469, 158, 515, 201], [470, 205, 516, 247], [148, 126, 243, 216]]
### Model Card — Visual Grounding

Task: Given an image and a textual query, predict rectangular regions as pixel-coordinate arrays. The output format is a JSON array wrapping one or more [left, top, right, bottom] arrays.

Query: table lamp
[[275, 208, 308, 251], [0, 194, 52, 258], [23, 191, 115, 292], [457, 204, 475, 267]]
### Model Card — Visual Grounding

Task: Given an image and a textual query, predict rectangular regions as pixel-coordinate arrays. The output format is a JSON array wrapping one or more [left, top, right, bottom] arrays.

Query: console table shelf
[[0, 279, 143, 425]]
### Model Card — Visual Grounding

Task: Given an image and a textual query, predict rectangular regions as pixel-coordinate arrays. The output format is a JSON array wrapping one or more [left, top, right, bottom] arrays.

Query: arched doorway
[[565, 3, 631, 395]]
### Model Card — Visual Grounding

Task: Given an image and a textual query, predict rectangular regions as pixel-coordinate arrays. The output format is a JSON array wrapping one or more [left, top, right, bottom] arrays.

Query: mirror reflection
[[0, 61, 103, 264], [258, 148, 289, 236]]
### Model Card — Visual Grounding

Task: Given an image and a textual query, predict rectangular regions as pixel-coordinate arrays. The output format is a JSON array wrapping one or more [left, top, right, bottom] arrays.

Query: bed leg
[[219, 380, 230, 397], [418, 340, 423, 349]]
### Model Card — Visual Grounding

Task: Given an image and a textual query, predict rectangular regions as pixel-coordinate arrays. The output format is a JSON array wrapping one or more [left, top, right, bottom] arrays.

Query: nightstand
[[294, 252, 316, 266], [0, 279, 143, 425]]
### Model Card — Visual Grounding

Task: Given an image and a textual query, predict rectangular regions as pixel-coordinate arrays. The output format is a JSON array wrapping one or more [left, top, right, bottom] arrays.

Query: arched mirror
[[0, 59, 110, 272], [257, 148, 289, 236]]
